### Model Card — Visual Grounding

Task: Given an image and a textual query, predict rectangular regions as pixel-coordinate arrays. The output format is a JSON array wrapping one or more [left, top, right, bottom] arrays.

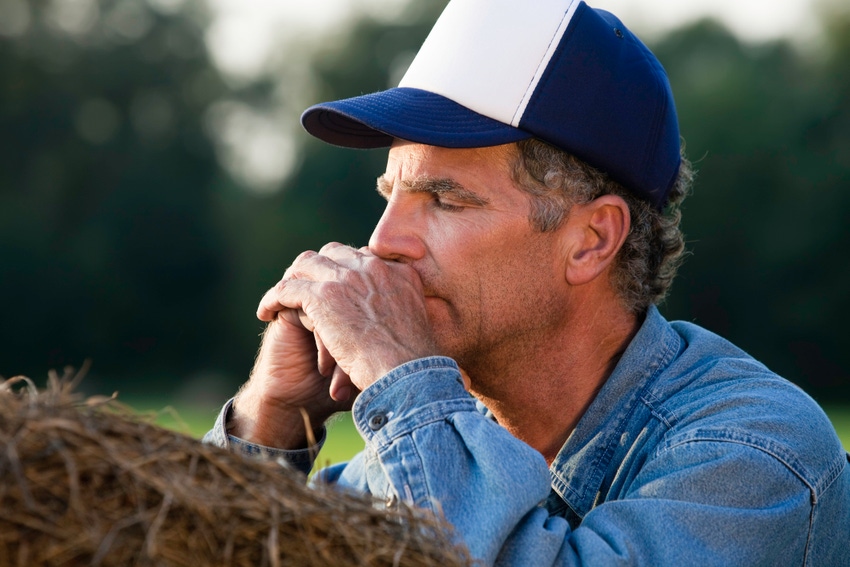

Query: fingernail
[[332, 385, 351, 402]]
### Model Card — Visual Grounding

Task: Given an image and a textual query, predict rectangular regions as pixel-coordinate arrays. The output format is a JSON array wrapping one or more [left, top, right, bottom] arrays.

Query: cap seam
[[511, 0, 580, 126], [519, 1, 587, 126]]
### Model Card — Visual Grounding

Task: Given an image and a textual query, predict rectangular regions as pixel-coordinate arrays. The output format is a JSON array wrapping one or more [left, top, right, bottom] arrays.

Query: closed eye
[[431, 195, 465, 212], [376, 175, 489, 211]]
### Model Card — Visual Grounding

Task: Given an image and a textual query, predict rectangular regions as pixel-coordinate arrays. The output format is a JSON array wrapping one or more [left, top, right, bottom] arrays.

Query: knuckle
[[337, 268, 368, 296], [358, 253, 381, 273], [316, 280, 338, 299], [318, 241, 342, 255], [294, 250, 317, 264]]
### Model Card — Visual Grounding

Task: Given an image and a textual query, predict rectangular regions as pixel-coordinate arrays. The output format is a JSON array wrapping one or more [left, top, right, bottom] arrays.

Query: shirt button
[[368, 413, 388, 431]]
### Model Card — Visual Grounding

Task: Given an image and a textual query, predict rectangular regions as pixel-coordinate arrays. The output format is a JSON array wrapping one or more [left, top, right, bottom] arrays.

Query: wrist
[[229, 390, 326, 450]]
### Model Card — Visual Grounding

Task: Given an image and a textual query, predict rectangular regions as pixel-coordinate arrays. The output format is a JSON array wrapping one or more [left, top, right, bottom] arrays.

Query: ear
[[563, 195, 630, 286]]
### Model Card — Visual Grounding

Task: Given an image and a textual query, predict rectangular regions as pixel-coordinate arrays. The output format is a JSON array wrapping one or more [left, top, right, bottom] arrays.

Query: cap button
[[368, 413, 388, 431]]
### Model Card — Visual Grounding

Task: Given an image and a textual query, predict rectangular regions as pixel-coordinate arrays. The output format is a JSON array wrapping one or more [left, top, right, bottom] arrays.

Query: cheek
[[417, 220, 486, 287], [422, 214, 551, 307], [483, 236, 561, 309]]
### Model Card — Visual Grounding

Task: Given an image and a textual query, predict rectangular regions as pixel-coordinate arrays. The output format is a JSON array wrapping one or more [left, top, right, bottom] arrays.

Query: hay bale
[[0, 370, 472, 567]]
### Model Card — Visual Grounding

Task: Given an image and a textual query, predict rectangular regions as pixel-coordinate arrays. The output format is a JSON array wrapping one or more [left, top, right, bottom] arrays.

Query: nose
[[368, 197, 427, 261]]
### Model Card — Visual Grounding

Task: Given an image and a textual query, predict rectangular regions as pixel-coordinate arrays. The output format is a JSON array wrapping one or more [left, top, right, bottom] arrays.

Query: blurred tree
[[0, 0, 230, 392], [1, 0, 847, 402], [655, 12, 850, 399], [0, 0, 450, 396]]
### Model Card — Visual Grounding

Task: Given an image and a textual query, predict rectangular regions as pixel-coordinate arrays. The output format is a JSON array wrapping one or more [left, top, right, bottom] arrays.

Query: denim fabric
[[205, 306, 850, 566], [202, 398, 323, 476]]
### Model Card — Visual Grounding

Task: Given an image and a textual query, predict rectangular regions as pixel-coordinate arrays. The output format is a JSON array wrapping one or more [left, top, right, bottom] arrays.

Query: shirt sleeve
[[335, 357, 822, 567], [203, 359, 826, 566], [201, 397, 325, 476], [341, 356, 565, 565]]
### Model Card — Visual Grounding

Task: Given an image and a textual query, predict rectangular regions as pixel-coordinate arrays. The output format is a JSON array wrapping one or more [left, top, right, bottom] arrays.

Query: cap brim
[[300, 87, 531, 150]]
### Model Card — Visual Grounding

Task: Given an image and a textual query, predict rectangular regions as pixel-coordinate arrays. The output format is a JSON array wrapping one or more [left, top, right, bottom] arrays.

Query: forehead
[[384, 141, 519, 195]]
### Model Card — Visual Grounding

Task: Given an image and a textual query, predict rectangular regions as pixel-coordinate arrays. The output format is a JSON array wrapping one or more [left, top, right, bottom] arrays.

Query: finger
[[257, 249, 344, 321], [317, 241, 350, 256], [315, 332, 335, 377], [257, 278, 315, 321], [276, 307, 315, 331], [318, 242, 374, 269], [257, 281, 289, 321], [333, 245, 422, 290], [329, 366, 354, 402], [294, 245, 353, 280], [280, 250, 316, 281]]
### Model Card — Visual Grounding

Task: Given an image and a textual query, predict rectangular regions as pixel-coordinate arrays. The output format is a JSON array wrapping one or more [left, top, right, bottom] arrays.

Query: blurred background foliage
[[1, 0, 848, 406]]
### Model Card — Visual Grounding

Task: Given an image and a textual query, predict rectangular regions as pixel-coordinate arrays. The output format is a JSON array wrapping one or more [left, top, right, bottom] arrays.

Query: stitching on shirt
[[657, 431, 830, 565], [385, 435, 430, 511], [674, 429, 848, 498], [661, 430, 819, 495], [641, 391, 677, 428], [353, 356, 459, 412], [367, 398, 478, 450]]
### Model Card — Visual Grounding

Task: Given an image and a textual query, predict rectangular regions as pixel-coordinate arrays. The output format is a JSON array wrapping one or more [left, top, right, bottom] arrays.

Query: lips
[[422, 288, 444, 301]]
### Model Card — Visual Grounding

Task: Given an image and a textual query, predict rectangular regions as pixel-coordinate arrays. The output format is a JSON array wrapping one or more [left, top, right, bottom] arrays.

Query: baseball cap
[[301, 0, 681, 209]]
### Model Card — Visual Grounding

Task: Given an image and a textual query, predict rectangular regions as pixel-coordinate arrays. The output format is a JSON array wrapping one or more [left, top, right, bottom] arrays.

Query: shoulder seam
[[660, 428, 846, 499]]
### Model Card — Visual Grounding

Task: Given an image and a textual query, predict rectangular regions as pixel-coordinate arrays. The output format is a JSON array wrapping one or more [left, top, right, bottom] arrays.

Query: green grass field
[[125, 398, 366, 469], [129, 399, 850, 468], [824, 406, 850, 452]]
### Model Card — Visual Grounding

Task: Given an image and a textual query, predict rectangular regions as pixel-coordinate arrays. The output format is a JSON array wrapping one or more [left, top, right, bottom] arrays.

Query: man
[[206, 0, 850, 564]]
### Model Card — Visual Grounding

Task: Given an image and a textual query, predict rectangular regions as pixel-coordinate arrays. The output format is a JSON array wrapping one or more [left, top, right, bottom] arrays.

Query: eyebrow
[[375, 175, 490, 206]]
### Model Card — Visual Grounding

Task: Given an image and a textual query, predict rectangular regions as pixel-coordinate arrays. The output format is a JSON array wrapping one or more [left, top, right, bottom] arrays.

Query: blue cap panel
[[518, 3, 681, 207]]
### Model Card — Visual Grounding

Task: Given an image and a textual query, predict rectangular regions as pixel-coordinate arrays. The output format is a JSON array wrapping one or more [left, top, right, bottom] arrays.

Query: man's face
[[369, 141, 570, 374]]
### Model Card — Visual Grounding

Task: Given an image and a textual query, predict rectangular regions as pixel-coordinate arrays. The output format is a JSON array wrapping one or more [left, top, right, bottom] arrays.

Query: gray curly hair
[[510, 138, 694, 314]]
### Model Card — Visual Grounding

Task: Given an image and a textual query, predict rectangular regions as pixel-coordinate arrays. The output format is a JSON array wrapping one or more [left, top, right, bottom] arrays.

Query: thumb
[[278, 307, 314, 332]]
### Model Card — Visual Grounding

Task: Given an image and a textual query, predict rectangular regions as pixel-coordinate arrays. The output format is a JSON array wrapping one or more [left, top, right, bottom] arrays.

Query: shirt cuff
[[201, 398, 326, 476], [351, 356, 478, 448]]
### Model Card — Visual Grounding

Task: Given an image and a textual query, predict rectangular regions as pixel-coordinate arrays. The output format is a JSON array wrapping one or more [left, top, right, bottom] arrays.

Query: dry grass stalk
[[0, 368, 472, 567]]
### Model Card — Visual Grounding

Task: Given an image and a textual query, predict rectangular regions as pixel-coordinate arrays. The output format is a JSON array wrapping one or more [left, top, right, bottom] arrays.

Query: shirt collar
[[547, 305, 683, 518]]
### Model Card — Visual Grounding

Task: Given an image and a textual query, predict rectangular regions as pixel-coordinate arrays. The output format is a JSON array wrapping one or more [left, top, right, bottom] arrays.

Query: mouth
[[422, 292, 445, 307], [422, 289, 444, 301]]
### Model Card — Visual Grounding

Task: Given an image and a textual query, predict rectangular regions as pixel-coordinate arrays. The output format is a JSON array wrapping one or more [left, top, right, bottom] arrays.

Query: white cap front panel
[[399, 0, 580, 127]]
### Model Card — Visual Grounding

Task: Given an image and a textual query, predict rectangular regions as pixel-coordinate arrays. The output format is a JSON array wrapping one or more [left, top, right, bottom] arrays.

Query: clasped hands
[[230, 243, 436, 449]]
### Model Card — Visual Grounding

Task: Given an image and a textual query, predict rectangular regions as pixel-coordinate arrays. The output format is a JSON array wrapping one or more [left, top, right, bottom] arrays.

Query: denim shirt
[[205, 306, 850, 566]]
